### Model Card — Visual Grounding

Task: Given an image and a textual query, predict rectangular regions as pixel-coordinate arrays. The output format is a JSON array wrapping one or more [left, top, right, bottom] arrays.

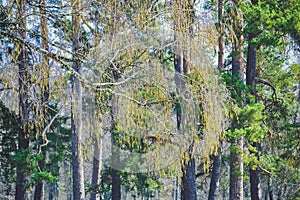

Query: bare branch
[[38, 107, 63, 153]]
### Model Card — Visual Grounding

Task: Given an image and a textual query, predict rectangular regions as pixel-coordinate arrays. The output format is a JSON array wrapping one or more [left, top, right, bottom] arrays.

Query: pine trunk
[[246, 31, 262, 200], [71, 0, 85, 199], [217, 0, 225, 74], [111, 94, 121, 200], [34, 0, 49, 198], [90, 9, 102, 200], [90, 135, 102, 200], [229, 138, 244, 200], [209, 0, 225, 198], [173, 1, 197, 199], [15, 0, 29, 199], [34, 183, 44, 200], [230, 1, 244, 199], [181, 151, 197, 200], [208, 144, 222, 200]]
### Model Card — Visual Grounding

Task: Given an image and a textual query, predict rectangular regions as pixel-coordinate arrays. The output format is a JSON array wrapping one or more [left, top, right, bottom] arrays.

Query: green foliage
[[242, 0, 300, 46], [0, 101, 19, 193], [221, 72, 250, 105], [121, 172, 162, 195], [0, 102, 71, 190]]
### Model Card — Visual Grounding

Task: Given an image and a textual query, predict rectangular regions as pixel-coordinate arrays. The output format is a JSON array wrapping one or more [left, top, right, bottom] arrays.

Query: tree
[[208, 0, 225, 199], [229, 0, 244, 199], [15, 0, 30, 199], [71, 0, 85, 199], [34, 0, 50, 199], [173, 1, 197, 199], [0, 0, 232, 198]]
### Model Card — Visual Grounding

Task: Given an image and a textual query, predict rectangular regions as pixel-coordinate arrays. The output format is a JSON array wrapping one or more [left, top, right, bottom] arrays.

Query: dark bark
[[34, 183, 44, 200], [71, 0, 85, 199], [208, 144, 222, 200], [111, 167, 121, 200], [246, 33, 257, 95], [217, 0, 225, 73], [15, 0, 29, 199], [246, 26, 262, 200], [181, 149, 197, 200], [249, 162, 261, 200]]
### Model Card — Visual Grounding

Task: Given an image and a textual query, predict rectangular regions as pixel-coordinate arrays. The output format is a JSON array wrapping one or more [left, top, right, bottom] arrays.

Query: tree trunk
[[230, 1, 244, 199], [217, 0, 225, 74], [246, 30, 262, 200], [90, 8, 102, 200], [34, 0, 49, 198], [181, 149, 197, 200], [173, 1, 197, 199], [15, 0, 29, 199], [111, 94, 121, 200], [209, 0, 225, 198], [90, 135, 102, 200], [229, 138, 244, 200], [174, 49, 197, 200], [71, 0, 85, 199], [208, 143, 222, 200], [34, 183, 44, 200]]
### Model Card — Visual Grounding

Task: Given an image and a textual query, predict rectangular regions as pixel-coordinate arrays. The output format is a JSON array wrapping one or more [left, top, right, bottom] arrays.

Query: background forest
[[0, 0, 299, 200]]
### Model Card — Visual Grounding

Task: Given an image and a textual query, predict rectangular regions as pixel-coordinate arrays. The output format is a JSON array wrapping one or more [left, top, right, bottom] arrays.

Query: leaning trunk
[[71, 0, 85, 199], [15, 0, 29, 199]]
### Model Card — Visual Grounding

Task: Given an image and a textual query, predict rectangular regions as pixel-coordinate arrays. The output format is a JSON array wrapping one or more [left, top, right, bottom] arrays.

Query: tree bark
[[15, 0, 29, 199], [217, 0, 225, 74], [34, 183, 44, 200], [90, 8, 102, 200], [246, 31, 262, 200], [208, 143, 222, 200], [111, 94, 121, 200], [173, 1, 197, 199], [230, 1, 244, 199], [180, 148, 197, 200], [90, 135, 102, 200], [71, 0, 85, 199], [229, 138, 244, 200], [34, 0, 49, 198], [208, 0, 225, 198], [174, 40, 197, 200]]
